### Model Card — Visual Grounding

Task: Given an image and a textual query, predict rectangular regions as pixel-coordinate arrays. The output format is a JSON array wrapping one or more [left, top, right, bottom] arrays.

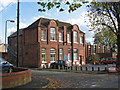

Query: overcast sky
[[0, 0, 94, 44]]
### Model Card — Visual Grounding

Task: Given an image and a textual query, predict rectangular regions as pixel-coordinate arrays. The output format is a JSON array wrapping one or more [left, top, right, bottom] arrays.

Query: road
[[31, 69, 119, 88]]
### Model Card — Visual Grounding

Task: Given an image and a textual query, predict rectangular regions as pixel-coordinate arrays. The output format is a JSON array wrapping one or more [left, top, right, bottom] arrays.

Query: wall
[[1, 67, 31, 89]]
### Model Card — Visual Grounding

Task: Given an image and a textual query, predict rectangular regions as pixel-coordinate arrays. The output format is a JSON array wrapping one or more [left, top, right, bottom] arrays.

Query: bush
[[90, 54, 100, 64]]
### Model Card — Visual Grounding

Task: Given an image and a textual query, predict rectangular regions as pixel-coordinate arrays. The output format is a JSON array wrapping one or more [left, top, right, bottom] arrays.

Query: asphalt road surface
[[31, 69, 119, 88]]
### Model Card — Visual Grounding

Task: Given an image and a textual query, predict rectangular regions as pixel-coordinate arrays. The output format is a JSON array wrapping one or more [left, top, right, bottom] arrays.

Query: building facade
[[0, 44, 8, 60], [8, 18, 86, 68], [85, 44, 113, 63]]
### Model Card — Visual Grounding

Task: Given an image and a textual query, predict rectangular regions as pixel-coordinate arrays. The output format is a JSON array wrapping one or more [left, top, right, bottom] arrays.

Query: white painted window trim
[[42, 61, 47, 63]]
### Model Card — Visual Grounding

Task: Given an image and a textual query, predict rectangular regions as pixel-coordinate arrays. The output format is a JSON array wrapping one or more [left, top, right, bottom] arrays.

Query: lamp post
[[5, 20, 15, 52]]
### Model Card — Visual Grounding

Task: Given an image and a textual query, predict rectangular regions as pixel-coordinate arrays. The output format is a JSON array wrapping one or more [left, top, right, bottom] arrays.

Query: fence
[[51, 65, 108, 71]]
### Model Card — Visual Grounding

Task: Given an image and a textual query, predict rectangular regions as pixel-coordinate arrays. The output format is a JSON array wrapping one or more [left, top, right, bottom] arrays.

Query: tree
[[37, 1, 120, 70], [86, 2, 120, 70], [93, 28, 117, 52]]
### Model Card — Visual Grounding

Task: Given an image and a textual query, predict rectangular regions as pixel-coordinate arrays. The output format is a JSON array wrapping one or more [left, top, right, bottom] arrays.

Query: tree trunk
[[116, 31, 120, 70]]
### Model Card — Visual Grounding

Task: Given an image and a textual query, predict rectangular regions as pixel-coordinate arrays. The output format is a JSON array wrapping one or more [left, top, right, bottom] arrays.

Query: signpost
[[64, 55, 68, 60]]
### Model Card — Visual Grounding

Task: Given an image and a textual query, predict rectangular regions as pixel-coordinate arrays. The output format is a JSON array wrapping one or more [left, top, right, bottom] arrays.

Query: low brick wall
[[1, 67, 31, 89]]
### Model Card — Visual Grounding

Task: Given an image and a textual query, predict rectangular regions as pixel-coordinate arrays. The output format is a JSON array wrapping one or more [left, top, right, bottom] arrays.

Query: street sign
[[64, 55, 68, 60], [108, 66, 117, 72]]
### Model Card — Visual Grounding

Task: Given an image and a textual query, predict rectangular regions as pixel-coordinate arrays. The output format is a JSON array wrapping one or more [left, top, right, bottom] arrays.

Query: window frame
[[59, 32, 63, 42], [50, 48, 56, 62], [74, 49, 78, 61], [73, 31, 78, 43], [68, 49, 71, 61], [80, 35, 83, 44], [50, 27, 56, 41], [42, 48, 46, 63], [67, 33, 71, 43], [41, 30, 46, 41], [59, 48, 63, 60]]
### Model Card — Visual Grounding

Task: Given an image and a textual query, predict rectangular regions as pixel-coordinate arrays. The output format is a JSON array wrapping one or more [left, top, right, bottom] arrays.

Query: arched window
[[50, 48, 56, 61]]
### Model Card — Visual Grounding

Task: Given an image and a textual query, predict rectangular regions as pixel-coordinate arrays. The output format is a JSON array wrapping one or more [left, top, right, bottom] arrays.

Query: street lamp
[[5, 20, 15, 52]]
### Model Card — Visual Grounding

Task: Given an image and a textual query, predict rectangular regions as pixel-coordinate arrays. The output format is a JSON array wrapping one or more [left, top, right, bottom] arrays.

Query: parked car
[[100, 57, 116, 64], [50, 60, 71, 69], [0, 57, 13, 73]]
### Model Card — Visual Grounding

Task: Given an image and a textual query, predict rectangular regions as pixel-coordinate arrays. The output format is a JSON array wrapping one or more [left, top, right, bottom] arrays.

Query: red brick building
[[8, 18, 86, 68], [85, 44, 113, 63]]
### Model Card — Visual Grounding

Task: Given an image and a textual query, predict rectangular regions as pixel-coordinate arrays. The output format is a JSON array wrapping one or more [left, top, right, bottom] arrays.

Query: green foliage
[[90, 54, 100, 63], [37, 0, 82, 13], [93, 28, 117, 51]]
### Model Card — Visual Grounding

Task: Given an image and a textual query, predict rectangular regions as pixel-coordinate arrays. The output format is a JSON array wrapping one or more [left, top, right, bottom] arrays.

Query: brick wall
[[85, 44, 112, 63], [8, 18, 86, 68]]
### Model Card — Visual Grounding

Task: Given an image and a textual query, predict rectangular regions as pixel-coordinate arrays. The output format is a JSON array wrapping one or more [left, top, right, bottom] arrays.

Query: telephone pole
[[17, 0, 19, 67]]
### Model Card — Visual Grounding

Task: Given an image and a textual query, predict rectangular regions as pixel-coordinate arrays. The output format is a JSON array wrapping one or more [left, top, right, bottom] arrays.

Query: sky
[[0, 0, 94, 44]]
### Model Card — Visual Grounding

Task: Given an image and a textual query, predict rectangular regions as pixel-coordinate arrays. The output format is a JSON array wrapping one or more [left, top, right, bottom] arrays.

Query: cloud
[[86, 37, 94, 44], [19, 22, 28, 28], [7, 22, 28, 35], [8, 27, 16, 34], [0, 0, 16, 11], [0, 7, 3, 11], [66, 11, 89, 26], [85, 31, 94, 44], [33, 16, 44, 21], [57, 9, 59, 12]]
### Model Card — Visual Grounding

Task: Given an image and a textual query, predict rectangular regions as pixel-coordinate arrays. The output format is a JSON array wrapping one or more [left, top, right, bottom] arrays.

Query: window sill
[[50, 40, 57, 42], [74, 42, 78, 44], [67, 42, 71, 43], [59, 41, 63, 42], [74, 60, 78, 61], [42, 61, 47, 63], [51, 61, 55, 63], [41, 40, 47, 41]]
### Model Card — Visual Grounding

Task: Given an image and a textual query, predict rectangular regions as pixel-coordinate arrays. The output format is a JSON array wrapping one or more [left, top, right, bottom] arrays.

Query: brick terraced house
[[8, 18, 86, 68]]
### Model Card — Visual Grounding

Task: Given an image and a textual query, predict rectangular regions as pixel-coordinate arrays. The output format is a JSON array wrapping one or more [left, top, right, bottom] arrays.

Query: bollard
[[53, 65, 55, 69], [86, 67, 88, 71], [80, 66, 83, 71], [105, 67, 107, 71], [92, 67, 94, 71], [58, 65, 60, 70], [43, 65, 45, 69], [71, 66, 73, 70], [65, 67, 67, 70], [76, 66, 78, 71], [66, 66, 68, 70], [98, 67, 100, 71], [62, 65, 64, 69]]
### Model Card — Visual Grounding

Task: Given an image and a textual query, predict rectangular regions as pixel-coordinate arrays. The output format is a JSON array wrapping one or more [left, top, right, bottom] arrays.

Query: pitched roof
[[26, 18, 72, 31], [9, 18, 85, 38]]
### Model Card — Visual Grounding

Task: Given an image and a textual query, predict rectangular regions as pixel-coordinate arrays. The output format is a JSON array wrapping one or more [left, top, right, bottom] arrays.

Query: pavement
[[14, 71, 50, 89], [10, 64, 120, 89]]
